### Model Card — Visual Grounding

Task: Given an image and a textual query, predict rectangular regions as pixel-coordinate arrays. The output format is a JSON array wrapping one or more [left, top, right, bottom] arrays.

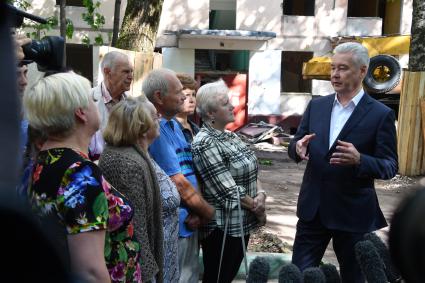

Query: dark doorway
[[66, 44, 93, 83], [281, 51, 313, 93]]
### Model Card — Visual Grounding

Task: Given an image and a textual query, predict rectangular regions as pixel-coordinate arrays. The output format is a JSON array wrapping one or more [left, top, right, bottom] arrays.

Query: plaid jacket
[[192, 124, 259, 237]]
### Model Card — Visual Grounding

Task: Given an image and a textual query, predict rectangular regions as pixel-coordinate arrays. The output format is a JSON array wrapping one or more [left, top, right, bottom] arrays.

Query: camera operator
[[14, 34, 31, 61]]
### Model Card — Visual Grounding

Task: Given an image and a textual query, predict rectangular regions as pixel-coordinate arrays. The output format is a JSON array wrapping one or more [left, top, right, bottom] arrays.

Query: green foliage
[[81, 0, 105, 45], [8, 0, 31, 10], [82, 34, 91, 46], [259, 159, 273, 166], [66, 19, 74, 39], [24, 16, 58, 39]]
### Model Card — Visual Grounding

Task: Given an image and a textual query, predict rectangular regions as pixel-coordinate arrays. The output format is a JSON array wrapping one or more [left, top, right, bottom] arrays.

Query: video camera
[[7, 4, 65, 71]]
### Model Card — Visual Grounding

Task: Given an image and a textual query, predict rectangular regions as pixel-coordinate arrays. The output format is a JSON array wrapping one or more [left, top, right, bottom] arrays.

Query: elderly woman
[[175, 73, 199, 143], [24, 72, 141, 282], [99, 97, 168, 283], [192, 79, 267, 283]]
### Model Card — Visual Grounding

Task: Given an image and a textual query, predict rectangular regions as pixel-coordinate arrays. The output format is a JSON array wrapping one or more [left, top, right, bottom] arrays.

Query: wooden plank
[[397, 70, 425, 175]]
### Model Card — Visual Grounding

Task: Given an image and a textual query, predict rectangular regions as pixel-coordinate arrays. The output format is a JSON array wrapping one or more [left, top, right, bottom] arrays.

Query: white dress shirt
[[329, 89, 364, 149]]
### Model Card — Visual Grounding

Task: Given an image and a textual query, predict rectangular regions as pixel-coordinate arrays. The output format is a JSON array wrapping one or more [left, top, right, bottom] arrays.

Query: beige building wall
[[157, 0, 209, 35]]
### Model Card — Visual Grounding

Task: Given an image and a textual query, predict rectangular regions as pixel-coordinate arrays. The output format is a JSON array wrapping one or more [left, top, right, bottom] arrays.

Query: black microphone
[[278, 263, 302, 283], [364, 232, 401, 282], [247, 256, 270, 283], [320, 263, 341, 283], [303, 267, 326, 283], [355, 240, 388, 283]]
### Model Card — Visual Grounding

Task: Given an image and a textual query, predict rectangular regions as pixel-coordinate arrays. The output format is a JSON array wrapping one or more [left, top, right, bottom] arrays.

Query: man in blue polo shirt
[[143, 68, 215, 283]]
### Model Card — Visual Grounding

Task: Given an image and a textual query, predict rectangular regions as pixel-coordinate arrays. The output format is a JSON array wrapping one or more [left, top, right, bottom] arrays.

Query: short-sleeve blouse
[[28, 148, 142, 283]]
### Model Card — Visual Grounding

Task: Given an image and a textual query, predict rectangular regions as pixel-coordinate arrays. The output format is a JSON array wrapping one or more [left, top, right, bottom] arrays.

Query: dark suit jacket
[[288, 93, 398, 233]]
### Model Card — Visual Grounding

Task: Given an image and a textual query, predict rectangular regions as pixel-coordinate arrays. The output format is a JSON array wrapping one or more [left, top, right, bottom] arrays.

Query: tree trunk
[[115, 0, 164, 52], [111, 0, 122, 47], [59, 0, 67, 65], [409, 0, 425, 71]]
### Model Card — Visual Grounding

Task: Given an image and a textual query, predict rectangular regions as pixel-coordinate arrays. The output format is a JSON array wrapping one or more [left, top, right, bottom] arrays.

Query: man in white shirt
[[89, 51, 133, 159], [288, 42, 398, 283]]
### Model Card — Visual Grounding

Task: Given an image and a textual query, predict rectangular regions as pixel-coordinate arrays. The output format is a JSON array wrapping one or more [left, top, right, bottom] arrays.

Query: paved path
[[255, 146, 419, 268]]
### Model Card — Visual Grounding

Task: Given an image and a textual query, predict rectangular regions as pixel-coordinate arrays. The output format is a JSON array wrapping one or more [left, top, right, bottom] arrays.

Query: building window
[[347, 0, 385, 18], [55, 0, 84, 7], [283, 0, 315, 16], [281, 51, 313, 93]]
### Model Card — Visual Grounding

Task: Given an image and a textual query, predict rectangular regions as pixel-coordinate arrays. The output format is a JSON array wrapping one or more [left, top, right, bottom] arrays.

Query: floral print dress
[[28, 148, 142, 283]]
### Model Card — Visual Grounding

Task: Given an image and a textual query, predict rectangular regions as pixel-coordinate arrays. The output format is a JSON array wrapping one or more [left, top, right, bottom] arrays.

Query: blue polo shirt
[[149, 118, 198, 237]]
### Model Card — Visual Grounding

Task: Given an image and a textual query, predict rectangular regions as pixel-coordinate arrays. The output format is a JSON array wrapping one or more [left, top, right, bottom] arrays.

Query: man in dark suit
[[288, 42, 398, 283]]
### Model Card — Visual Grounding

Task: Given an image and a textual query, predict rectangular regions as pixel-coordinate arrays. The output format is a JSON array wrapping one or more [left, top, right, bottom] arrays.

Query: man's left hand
[[330, 140, 361, 165]]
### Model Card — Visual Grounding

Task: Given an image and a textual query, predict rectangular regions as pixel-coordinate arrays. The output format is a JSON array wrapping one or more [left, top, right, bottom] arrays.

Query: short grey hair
[[196, 79, 229, 121], [24, 72, 92, 137], [334, 42, 370, 68], [142, 68, 176, 102], [101, 51, 128, 73]]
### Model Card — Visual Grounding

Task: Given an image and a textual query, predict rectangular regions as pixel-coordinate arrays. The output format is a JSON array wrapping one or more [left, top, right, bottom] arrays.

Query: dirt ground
[[248, 143, 422, 267]]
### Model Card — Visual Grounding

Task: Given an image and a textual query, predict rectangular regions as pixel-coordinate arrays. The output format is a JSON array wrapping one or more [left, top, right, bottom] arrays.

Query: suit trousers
[[292, 213, 365, 283], [201, 228, 250, 283]]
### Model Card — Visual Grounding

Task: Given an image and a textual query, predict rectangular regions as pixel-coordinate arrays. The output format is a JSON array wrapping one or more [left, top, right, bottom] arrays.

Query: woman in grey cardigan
[[99, 97, 165, 283]]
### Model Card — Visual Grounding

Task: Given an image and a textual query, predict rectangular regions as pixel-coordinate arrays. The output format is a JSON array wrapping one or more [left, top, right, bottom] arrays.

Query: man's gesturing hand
[[330, 140, 360, 165], [296, 133, 316, 160]]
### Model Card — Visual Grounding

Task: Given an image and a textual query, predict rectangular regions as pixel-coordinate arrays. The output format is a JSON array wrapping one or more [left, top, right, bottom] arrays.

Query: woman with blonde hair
[[100, 96, 171, 283], [24, 72, 141, 282]]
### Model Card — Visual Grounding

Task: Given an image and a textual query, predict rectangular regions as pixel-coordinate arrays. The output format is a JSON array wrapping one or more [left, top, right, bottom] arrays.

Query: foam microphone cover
[[320, 263, 341, 283], [355, 240, 388, 283], [278, 263, 302, 283], [303, 267, 326, 283], [364, 232, 401, 282], [247, 256, 270, 283]]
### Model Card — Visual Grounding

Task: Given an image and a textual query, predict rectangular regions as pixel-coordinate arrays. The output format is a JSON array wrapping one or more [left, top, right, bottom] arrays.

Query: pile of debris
[[236, 121, 292, 147]]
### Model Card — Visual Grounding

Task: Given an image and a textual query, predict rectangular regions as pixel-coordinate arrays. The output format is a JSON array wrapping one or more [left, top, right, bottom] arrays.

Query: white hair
[[196, 79, 229, 121], [334, 42, 370, 68], [101, 51, 129, 73], [24, 72, 92, 137], [142, 68, 176, 102]]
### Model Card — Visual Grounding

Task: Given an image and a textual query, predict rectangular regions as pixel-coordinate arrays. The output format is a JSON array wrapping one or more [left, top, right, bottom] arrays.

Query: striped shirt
[[192, 124, 259, 237]]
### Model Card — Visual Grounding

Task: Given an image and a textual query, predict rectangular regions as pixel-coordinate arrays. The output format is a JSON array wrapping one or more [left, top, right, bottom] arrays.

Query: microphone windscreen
[[247, 256, 270, 283], [355, 240, 388, 283], [278, 263, 302, 283], [364, 232, 401, 282], [303, 267, 326, 283], [320, 263, 341, 283]]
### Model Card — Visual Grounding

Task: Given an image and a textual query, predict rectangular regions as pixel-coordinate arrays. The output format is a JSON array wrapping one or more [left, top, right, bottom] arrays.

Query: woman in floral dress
[[23, 72, 142, 282]]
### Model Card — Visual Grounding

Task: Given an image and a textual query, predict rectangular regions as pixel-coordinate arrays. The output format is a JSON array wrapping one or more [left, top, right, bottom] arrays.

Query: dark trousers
[[292, 214, 365, 283], [201, 228, 250, 283]]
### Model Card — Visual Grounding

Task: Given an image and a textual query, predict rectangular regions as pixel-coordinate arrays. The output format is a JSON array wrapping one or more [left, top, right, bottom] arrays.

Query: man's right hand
[[296, 133, 316, 160]]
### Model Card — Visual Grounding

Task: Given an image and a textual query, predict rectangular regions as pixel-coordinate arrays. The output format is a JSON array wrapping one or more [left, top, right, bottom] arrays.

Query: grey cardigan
[[99, 144, 164, 283]]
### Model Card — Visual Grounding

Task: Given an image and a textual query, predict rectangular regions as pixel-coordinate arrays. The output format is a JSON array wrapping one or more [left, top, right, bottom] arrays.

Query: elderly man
[[89, 51, 133, 159], [288, 42, 398, 283], [143, 68, 215, 283]]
